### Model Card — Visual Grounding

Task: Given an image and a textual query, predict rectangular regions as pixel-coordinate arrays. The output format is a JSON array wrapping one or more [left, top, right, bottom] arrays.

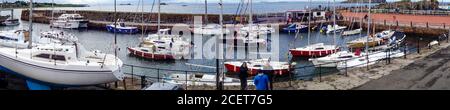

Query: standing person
[[263, 62, 274, 90], [239, 62, 249, 90], [253, 70, 269, 90]]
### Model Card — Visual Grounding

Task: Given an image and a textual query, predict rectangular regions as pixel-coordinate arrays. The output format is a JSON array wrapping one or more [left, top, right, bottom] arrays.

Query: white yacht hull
[[311, 59, 338, 67], [336, 50, 405, 70], [52, 21, 88, 29], [0, 48, 123, 86]]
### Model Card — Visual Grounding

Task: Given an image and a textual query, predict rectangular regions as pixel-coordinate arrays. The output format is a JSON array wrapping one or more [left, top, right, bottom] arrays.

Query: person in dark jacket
[[263, 62, 274, 90], [239, 62, 249, 90]]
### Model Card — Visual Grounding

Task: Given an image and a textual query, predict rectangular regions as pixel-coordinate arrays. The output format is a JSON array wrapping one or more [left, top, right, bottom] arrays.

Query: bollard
[[185, 71, 188, 90], [385, 49, 388, 64], [141, 76, 146, 89], [444, 23, 446, 29], [157, 69, 160, 82], [388, 49, 391, 64], [384, 19, 386, 26], [426, 22, 429, 28], [123, 78, 127, 90], [417, 38, 422, 54], [345, 61, 348, 77], [404, 44, 407, 59], [131, 65, 134, 84], [318, 65, 322, 82], [114, 82, 118, 88]]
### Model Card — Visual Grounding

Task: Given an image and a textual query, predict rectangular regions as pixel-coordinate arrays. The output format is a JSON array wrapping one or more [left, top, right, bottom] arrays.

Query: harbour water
[[0, 3, 430, 81]]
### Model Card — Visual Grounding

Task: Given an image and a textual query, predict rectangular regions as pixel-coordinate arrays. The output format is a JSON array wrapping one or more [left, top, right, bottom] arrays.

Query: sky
[[5, 0, 450, 4]]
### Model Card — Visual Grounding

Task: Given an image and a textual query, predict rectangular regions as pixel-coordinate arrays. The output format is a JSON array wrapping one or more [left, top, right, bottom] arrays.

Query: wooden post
[[123, 78, 127, 90], [426, 22, 429, 28], [384, 19, 386, 26]]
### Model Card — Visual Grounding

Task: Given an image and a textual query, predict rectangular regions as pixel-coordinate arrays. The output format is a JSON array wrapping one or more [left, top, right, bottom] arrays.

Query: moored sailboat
[[224, 59, 294, 76]]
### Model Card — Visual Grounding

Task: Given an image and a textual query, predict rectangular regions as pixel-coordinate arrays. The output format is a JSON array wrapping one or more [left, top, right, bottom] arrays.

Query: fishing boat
[[347, 36, 384, 49], [2, 18, 20, 26], [0, 43, 124, 86], [324, 25, 347, 34], [289, 43, 340, 57], [282, 24, 308, 33], [0, 15, 9, 23], [342, 28, 362, 36], [336, 49, 405, 70], [309, 50, 363, 68], [106, 19, 139, 34], [163, 73, 253, 86], [51, 14, 89, 29], [0, 30, 31, 49], [224, 59, 294, 76], [192, 24, 230, 36]]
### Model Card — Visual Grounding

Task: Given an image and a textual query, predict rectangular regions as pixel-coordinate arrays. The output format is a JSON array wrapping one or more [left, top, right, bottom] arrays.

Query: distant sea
[[33, 2, 378, 14]]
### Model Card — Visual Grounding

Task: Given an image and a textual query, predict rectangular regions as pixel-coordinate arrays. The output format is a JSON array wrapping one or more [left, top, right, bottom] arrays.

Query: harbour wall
[[21, 9, 239, 32], [21, 9, 449, 37]]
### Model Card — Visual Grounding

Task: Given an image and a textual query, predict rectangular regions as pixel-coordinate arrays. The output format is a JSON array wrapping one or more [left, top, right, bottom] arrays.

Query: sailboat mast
[[141, 0, 144, 41], [204, 0, 208, 24], [249, 0, 253, 26], [216, 0, 224, 90], [28, 0, 33, 49], [308, 0, 311, 45], [157, 0, 161, 37], [359, 0, 362, 40], [333, 0, 336, 45], [219, 0, 224, 32], [114, 0, 117, 62], [366, 0, 371, 67], [51, 0, 54, 25]]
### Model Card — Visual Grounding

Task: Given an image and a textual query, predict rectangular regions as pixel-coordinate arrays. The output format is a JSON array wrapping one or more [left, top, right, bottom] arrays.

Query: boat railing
[[119, 64, 225, 90], [288, 34, 448, 84], [342, 16, 450, 30], [110, 33, 449, 90]]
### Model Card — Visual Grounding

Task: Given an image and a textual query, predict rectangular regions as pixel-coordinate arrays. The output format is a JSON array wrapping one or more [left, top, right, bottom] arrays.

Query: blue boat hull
[[282, 27, 308, 33], [0, 65, 87, 89], [106, 26, 139, 34]]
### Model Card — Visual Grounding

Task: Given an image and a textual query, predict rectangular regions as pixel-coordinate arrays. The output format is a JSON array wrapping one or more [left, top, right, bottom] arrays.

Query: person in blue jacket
[[253, 70, 270, 90]]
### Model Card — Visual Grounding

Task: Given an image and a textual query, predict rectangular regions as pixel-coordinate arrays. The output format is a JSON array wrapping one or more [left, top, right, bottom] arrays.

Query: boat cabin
[[57, 14, 87, 21], [33, 45, 77, 63], [285, 10, 326, 22]]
